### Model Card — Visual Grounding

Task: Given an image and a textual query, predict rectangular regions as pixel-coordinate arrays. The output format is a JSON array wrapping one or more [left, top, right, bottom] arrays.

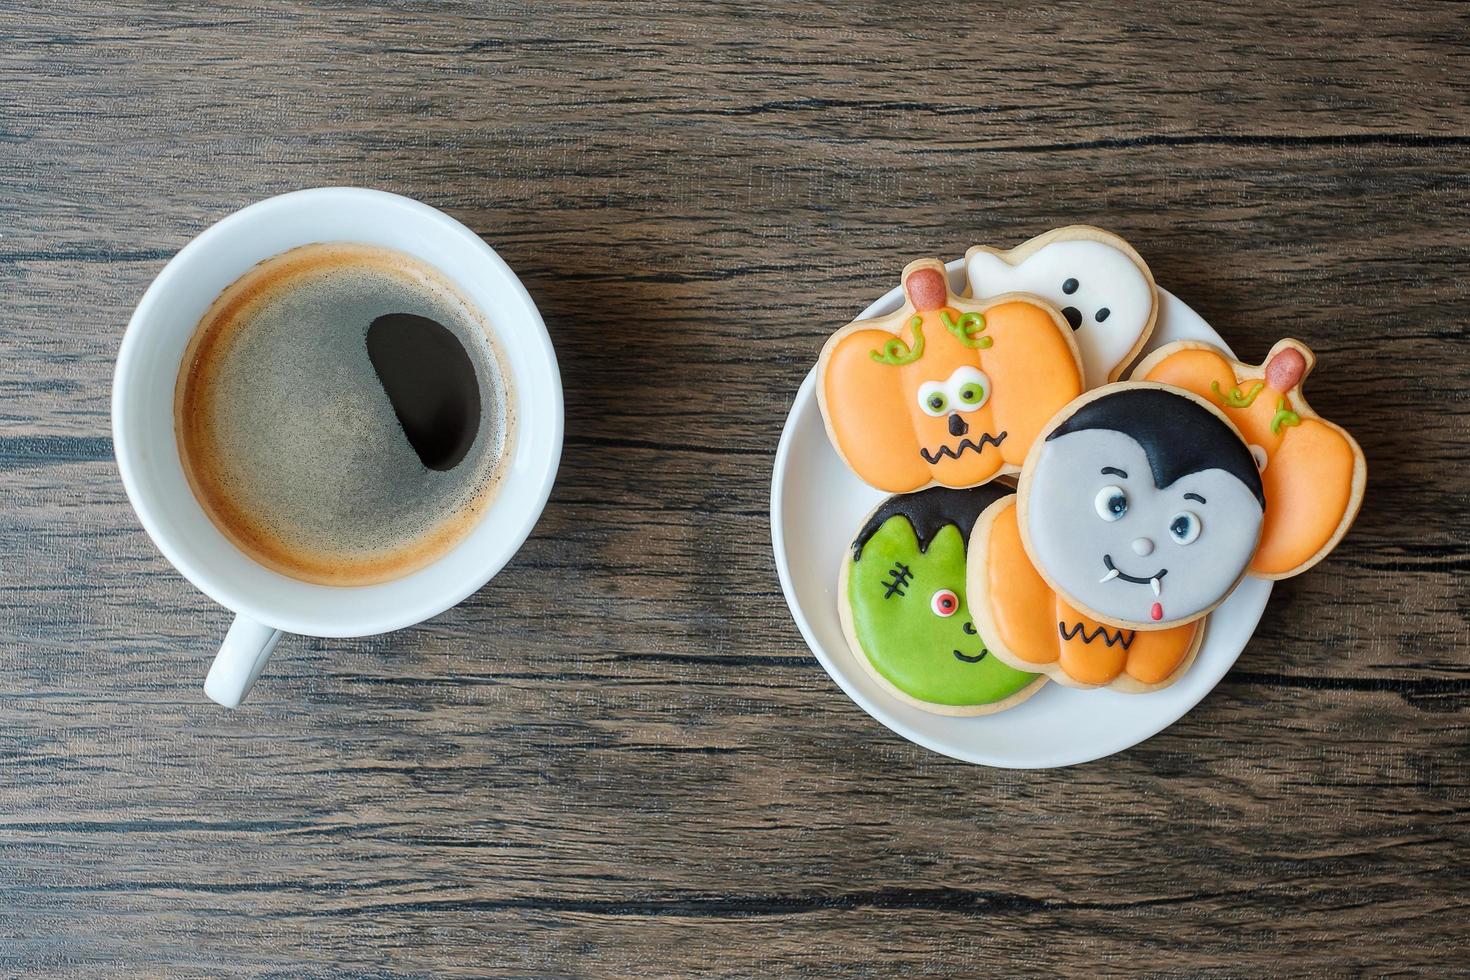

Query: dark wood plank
[[1, 1, 1467, 976]]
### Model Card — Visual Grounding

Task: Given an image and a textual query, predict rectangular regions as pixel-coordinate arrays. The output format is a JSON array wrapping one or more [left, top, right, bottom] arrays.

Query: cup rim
[[112, 187, 563, 636]]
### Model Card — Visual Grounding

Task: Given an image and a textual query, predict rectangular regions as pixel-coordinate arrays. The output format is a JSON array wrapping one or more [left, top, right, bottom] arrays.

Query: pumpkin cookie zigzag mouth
[[919, 431, 1006, 465], [1058, 621, 1135, 649]]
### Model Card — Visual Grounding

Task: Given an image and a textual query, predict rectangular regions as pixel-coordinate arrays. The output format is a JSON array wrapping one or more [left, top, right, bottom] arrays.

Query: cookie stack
[[816, 227, 1365, 715]]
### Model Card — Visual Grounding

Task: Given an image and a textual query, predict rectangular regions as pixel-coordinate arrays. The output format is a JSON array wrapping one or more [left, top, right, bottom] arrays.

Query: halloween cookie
[[1132, 339, 1366, 579], [967, 493, 1205, 691], [838, 485, 1046, 715], [965, 226, 1158, 389], [1015, 384, 1266, 631], [817, 258, 1085, 494]]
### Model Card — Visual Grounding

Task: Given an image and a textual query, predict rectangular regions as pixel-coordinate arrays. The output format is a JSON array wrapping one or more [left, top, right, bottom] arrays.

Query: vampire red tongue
[[1150, 602, 1163, 622]]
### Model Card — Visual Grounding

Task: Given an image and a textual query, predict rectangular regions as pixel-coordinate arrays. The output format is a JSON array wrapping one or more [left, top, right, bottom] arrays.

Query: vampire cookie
[[1014, 383, 1266, 632]]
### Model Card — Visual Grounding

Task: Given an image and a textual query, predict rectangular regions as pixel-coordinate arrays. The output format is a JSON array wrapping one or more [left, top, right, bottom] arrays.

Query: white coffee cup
[[112, 188, 563, 708]]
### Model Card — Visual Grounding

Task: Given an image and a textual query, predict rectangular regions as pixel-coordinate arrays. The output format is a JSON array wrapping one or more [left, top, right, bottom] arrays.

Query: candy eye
[[1249, 444, 1269, 472], [946, 366, 991, 413], [918, 382, 948, 416], [1094, 485, 1127, 521], [930, 589, 959, 617], [1169, 511, 1202, 545]]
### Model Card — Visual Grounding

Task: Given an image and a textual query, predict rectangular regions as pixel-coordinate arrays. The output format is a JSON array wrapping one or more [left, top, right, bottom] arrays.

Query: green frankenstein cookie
[[841, 486, 1043, 713]]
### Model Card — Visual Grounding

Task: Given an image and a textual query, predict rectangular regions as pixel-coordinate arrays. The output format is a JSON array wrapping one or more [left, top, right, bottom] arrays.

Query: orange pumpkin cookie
[[816, 259, 1085, 493], [967, 493, 1203, 691], [1132, 339, 1366, 579]]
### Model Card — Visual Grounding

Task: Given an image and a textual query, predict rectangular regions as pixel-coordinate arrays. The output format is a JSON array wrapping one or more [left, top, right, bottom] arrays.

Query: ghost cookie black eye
[[1060, 279, 1082, 327], [1095, 307, 1111, 322]]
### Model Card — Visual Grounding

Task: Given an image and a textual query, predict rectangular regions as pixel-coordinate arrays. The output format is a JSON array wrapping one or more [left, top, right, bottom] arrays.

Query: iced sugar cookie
[[965, 226, 1157, 389], [967, 493, 1204, 691], [1132, 339, 1366, 579], [817, 258, 1084, 494], [838, 485, 1046, 715], [1015, 384, 1265, 631]]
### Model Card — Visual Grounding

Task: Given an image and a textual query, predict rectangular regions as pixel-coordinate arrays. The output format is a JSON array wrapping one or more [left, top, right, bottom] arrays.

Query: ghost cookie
[[967, 493, 1204, 691], [965, 226, 1158, 389], [1132, 338, 1365, 579], [838, 485, 1046, 715], [817, 258, 1085, 493], [1015, 384, 1266, 631]]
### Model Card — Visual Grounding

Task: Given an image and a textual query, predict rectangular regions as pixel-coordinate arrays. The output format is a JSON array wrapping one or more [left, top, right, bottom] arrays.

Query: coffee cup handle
[[203, 615, 284, 708]]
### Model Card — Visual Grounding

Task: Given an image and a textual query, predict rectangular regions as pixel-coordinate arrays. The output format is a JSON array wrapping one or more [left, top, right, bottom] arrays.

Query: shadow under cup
[[113, 188, 563, 640]]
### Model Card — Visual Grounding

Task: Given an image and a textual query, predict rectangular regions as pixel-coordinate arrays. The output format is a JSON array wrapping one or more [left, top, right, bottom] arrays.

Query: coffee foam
[[176, 242, 512, 586]]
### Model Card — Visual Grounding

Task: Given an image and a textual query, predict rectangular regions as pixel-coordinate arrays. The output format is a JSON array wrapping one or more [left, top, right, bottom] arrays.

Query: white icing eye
[[1169, 511, 1202, 545], [930, 589, 959, 617], [917, 382, 948, 416], [1094, 485, 1128, 522], [1249, 444, 1269, 472], [946, 365, 991, 414]]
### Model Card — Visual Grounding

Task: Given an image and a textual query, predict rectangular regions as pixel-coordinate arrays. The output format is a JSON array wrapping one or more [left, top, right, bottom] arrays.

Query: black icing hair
[[1047, 388, 1265, 508], [851, 484, 1012, 561]]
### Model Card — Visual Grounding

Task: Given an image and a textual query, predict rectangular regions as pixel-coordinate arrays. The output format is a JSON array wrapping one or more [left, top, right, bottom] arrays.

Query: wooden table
[[3, 3, 1466, 975]]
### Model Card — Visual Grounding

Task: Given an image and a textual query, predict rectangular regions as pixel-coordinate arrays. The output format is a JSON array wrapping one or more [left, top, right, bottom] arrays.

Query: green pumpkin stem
[[1270, 396, 1302, 434], [1211, 379, 1265, 409], [870, 316, 926, 366], [940, 310, 992, 350]]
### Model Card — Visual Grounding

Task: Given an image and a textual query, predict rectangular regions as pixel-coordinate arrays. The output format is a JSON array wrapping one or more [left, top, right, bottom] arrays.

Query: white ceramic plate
[[771, 259, 1272, 768]]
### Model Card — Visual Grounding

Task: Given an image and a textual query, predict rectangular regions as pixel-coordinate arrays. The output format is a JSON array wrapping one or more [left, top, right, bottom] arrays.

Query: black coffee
[[175, 242, 512, 586]]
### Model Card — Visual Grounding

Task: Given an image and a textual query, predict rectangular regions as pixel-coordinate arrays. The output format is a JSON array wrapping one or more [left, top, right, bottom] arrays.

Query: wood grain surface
[[3, 1, 1468, 976]]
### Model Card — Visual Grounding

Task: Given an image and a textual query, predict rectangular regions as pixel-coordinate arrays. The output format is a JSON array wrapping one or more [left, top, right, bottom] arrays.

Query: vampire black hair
[[851, 484, 1013, 561], [1046, 388, 1265, 508]]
